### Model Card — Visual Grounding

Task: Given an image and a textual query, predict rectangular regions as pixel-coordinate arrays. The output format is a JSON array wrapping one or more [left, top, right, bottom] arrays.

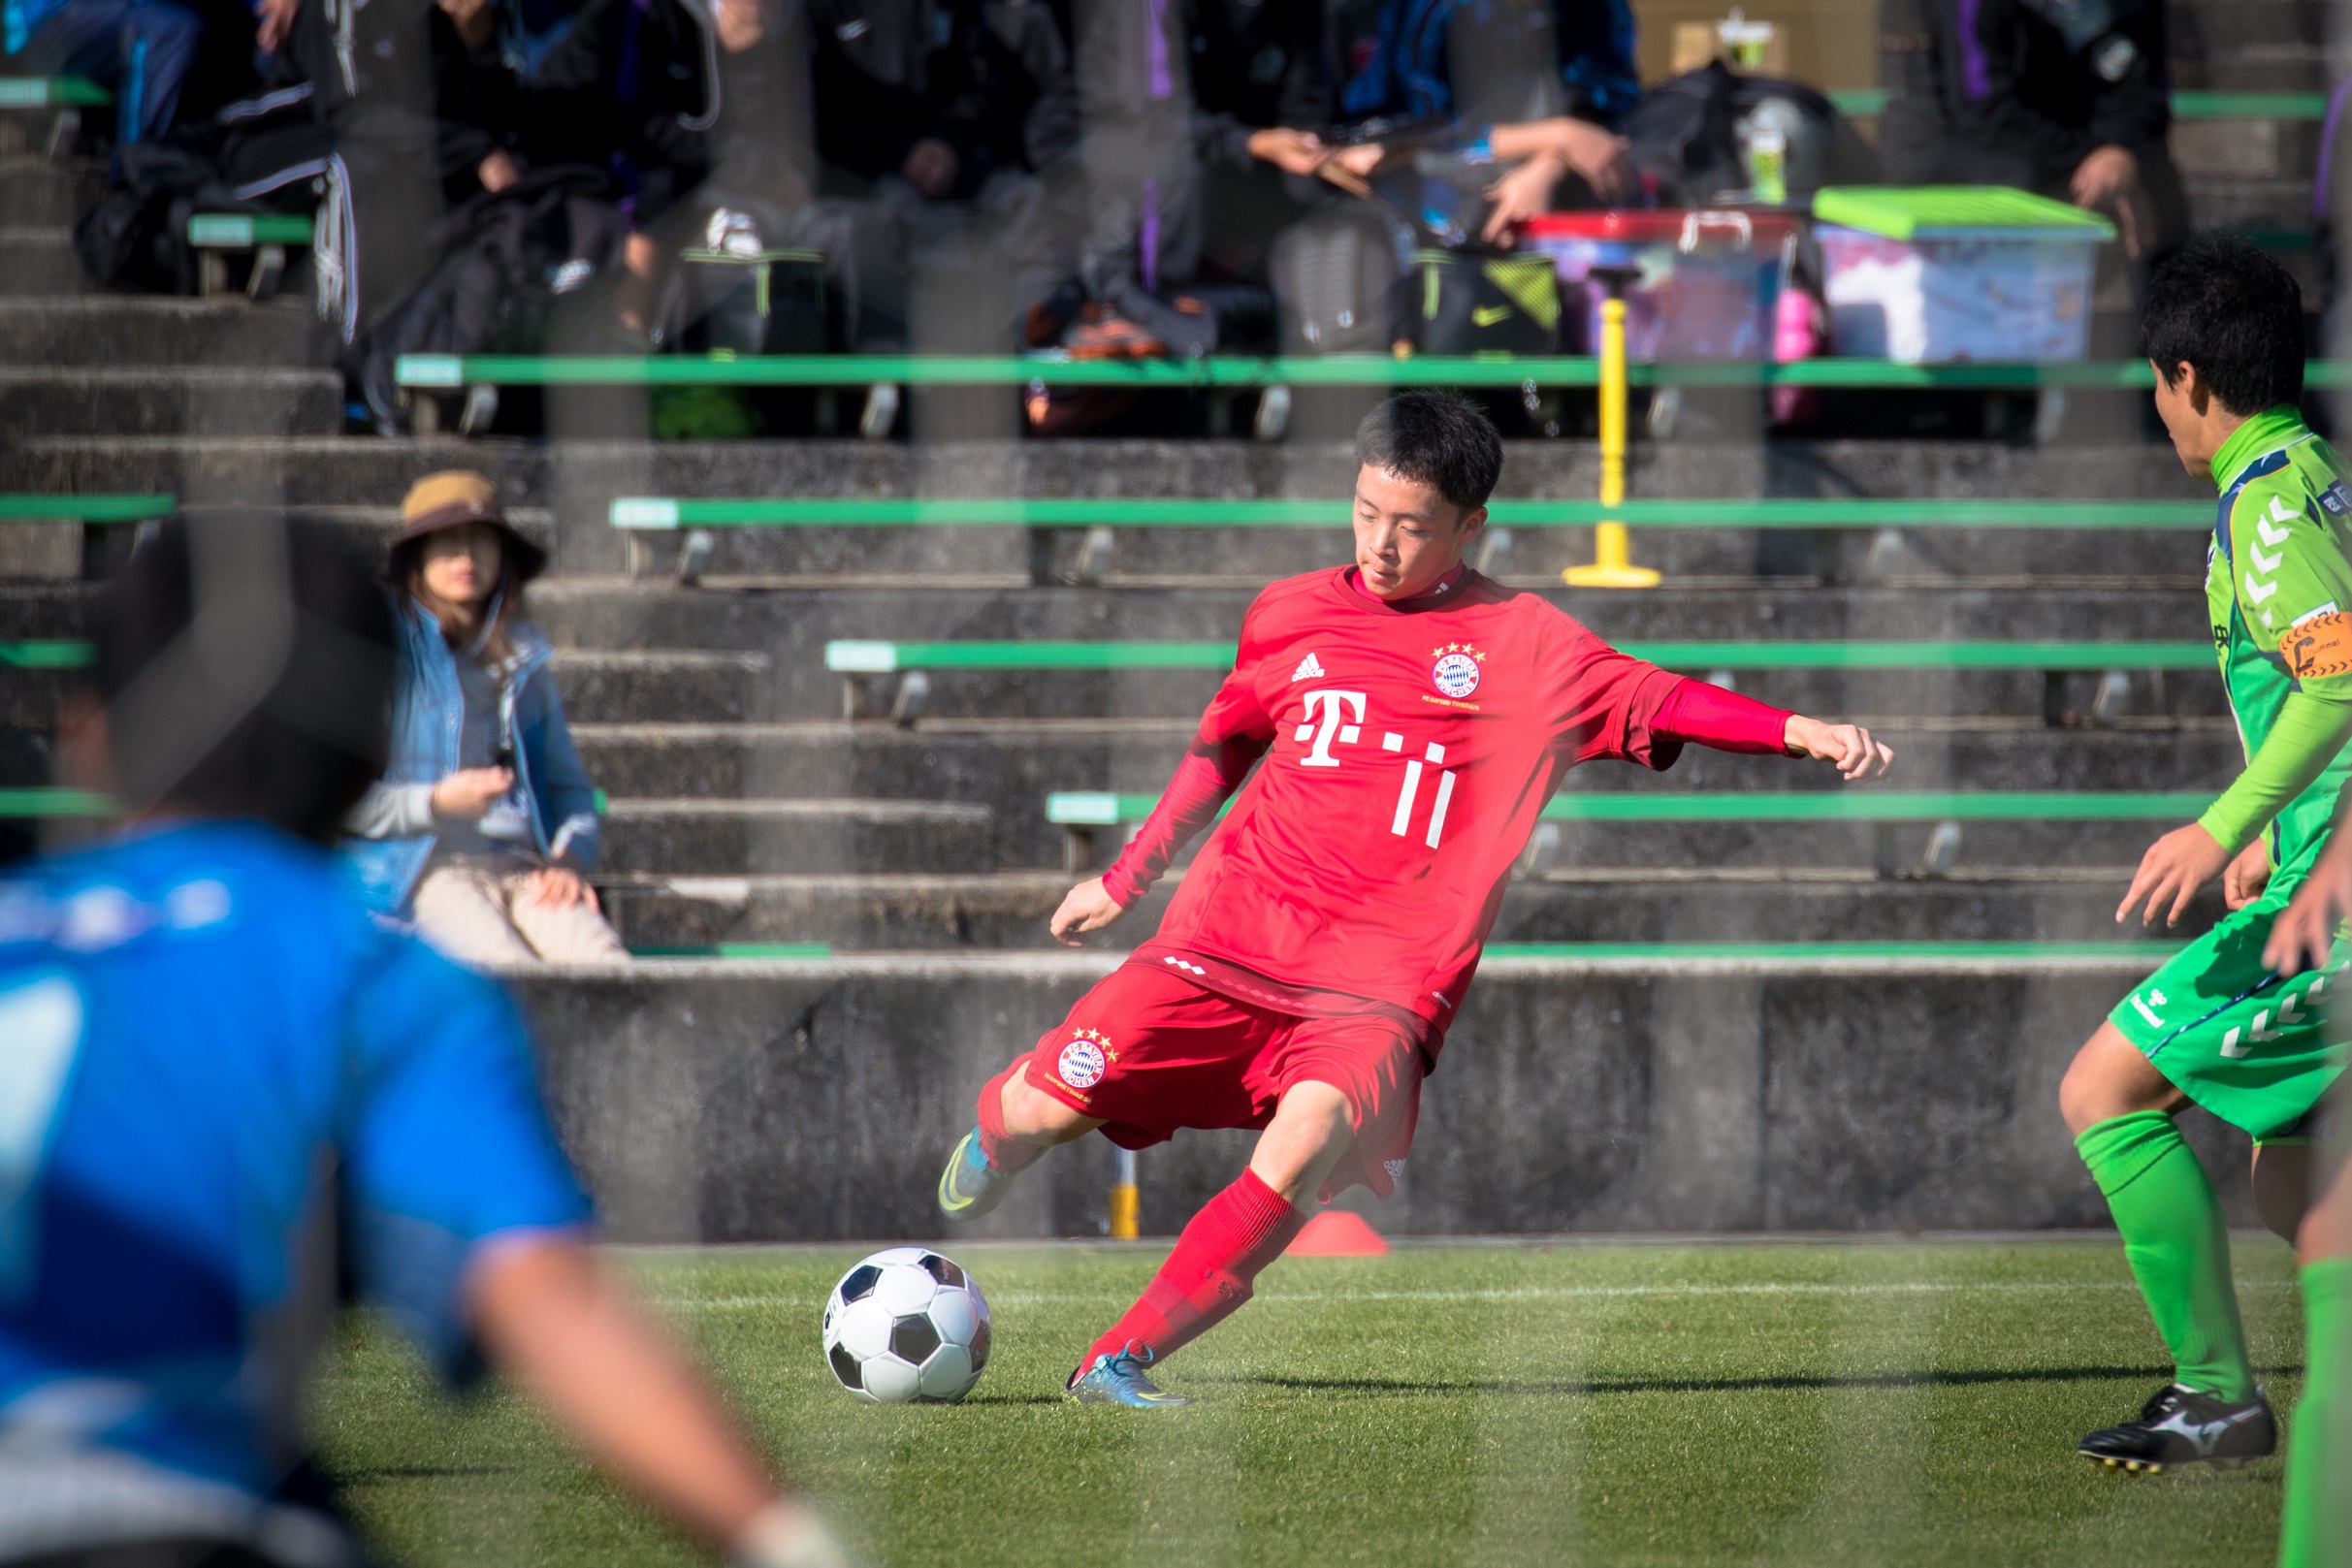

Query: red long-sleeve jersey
[[1102, 566, 1771, 1052]]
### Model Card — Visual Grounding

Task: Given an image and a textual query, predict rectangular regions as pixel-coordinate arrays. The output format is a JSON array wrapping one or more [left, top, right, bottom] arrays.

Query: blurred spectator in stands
[[3, 0, 209, 143], [1880, 0, 2184, 261], [1337, 0, 1640, 239], [489, 0, 767, 336], [0, 513, 844, 1568], [808, 0, 1080, 335], [431, 0, 529, 203], [342, 470, 627, 967]]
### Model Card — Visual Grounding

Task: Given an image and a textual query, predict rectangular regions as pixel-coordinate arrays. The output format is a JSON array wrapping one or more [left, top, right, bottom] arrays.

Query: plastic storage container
[[1518, 210, 1798, 361], [1811, 186, 2115, 363]]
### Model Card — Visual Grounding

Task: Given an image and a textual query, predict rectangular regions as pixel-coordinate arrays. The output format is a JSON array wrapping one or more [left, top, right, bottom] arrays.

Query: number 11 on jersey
[[1389, 740, 1454, 848]]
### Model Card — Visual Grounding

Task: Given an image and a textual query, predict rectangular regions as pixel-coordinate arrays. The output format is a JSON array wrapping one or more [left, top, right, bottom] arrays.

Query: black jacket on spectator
[[518, 0, 724, 224], [1181, 0, 1335, 167], [1879, 0, 2169, 187], [809, 0, 1078, 197]]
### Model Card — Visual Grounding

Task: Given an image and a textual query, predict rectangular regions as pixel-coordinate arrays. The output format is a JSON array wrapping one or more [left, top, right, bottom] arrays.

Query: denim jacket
[[338, 596, 603, 915]]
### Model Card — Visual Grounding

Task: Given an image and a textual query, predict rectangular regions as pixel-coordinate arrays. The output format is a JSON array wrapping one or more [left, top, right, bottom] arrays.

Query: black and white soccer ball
[[821, 1247, 991, 1403]]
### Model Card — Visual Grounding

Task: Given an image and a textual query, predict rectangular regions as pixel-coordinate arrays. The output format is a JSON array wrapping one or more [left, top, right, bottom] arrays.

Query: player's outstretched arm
[[1049, 877, 1125, 946], [467, 1235, 849, 1568], [1782, 716, 1894, 781]]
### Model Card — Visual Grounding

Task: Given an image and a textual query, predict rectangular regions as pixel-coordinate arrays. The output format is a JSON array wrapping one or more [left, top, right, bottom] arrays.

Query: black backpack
[[1623, 61, 1879, 208], [354, 167, 625, 429]]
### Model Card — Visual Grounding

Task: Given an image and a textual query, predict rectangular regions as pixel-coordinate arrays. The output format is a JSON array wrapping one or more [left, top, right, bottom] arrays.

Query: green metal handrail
[[0, 642, 93, 669]]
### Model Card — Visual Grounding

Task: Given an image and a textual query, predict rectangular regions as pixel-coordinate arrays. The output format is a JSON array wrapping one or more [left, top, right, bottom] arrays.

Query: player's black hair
[[1355, 391, 1504, 516], [86, 515, 397, 846], [2143, 233, 2307, 414]]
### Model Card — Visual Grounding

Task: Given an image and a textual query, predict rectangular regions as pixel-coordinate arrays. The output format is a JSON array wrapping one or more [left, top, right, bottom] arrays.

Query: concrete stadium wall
[[511, 953, 2256, 1243]]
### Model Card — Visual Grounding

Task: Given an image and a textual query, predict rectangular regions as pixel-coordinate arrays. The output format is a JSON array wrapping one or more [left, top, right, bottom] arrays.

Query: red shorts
[[1017, 960, 1425, 1200]]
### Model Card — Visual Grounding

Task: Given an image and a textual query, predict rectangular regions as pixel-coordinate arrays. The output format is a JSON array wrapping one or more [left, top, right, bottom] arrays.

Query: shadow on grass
[[1231, 1363, 2302, 1397], [336, 1464, 522, 1480]]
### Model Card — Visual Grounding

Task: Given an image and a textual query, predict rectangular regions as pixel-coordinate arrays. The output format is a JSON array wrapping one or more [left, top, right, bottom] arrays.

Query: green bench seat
[[0, 788, 112, 818], [1045, 789, 2211, 826], [0, 495, 174, 524], [827, 638, 2213, 674], [0, 642, 92, 669], [185, 213, 311, 300], [634, 497, 2213, 530], [414, 354, 2352, 396], [0, 77, 111, 109]]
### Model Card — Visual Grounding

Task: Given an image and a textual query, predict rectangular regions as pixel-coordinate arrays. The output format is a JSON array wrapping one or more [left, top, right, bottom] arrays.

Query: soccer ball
[[821, 1247, 991, 1403]]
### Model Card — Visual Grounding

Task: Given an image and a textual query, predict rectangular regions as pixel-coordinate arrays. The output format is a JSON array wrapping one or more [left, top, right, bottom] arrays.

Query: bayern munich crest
[[1057, 1028, 1112, 1090], [1431, 645, 1484, 699]]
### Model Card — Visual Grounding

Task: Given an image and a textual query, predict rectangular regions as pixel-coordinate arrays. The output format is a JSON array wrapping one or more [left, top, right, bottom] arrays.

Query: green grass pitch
[[316, 1236, 2308, 1567]]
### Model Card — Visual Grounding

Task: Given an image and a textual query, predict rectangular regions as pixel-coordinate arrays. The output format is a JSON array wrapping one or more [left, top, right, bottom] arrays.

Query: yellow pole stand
[[1563, 293, 1660, 589], [1109, 1145, 1140, 1240]]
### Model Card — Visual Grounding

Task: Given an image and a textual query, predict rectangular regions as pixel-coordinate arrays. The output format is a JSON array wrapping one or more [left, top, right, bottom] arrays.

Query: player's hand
[[1047, 878, 1125, 946], [2266, 831, 2352, 976], [1782, 717, 1894, 781], [255, 0, 301, 53], [522, 867, 598, 912], [2117, 822, 2231, 929], [2222, 838, 2273, 911], [431, 766, 514, 820]]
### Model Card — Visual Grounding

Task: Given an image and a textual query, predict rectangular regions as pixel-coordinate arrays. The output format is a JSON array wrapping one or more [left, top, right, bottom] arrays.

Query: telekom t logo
[[1295, 689, 1366, 766]]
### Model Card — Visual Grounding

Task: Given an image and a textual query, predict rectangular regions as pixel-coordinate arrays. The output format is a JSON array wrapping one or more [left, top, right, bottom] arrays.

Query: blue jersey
[[0, 822, 587, 1498]]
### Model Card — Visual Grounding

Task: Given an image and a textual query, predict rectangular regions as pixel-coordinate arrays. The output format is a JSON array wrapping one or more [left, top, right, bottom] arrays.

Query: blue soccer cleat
[[1066, 1341, 1191, 1408], [935, 1126, 1017, 1223]]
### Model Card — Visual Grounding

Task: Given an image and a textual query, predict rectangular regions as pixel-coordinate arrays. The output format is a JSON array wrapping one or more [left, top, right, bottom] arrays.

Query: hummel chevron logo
[[1291, 652, 1326, 682]]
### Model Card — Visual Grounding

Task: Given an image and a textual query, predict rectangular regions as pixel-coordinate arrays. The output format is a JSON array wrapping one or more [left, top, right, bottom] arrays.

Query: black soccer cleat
[[2078, 1383, 2275, 1474]]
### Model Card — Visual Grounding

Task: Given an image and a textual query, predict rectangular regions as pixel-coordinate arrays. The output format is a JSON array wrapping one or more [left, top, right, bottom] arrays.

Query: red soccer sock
[[1079, 1168, 1305, 1375], [974, 1061, 1047, 1175]]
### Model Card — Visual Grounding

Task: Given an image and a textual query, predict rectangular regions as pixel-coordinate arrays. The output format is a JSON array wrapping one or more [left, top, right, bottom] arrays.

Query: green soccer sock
[[2280, 1257, 2352, 1568], [2076, 1110, 2256, 1402]]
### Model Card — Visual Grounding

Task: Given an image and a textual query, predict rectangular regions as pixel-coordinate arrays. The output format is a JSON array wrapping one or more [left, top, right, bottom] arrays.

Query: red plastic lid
[[1518, 209, 1799, 246]]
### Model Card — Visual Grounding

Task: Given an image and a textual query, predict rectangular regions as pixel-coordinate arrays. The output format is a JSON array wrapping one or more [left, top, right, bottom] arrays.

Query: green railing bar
[[410, 354, 2331, 393], [627, 496, 2212, 529], [1538, 791, 2209, 822], [2173, 91, 2331, 118], [1047, 790, 2210, 825], [628, 943, 832, 959], [186, 213, 315, 247], [0, 788, 112, 817], [0, 77, 113, 109], [0, 641, 93, 669], [1483, 942, 2183, 960], [834, 639, 2210, 674], [0, 494, 174, 523], [1826, 89, 2327, 120]]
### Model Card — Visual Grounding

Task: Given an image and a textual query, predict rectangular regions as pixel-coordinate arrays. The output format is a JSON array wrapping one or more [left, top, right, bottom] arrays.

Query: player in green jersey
[[2059, 236, 2352, 1475]]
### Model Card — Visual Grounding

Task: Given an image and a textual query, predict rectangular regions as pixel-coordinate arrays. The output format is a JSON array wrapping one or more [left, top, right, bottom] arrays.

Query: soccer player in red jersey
[[935, 392, 1896, 1406]]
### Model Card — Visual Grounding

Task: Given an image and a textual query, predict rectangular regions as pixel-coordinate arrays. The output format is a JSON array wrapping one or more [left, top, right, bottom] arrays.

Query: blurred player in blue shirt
[[0, 516, 843, 1568]]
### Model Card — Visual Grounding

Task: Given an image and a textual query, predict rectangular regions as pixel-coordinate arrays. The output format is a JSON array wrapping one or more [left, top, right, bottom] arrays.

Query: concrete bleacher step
[[0, 368, 343, 436], [0, 299, 330, 367], [569, 719, 2239, 869], [594, 866, 2220, 952], [2170, 0, 2328, 91], [526, 583, 2211, 720], [0, 226, 82, 296], [510, 950, 2234, 1239], [596, 796, 993, 874], [0, 157, 102, 228], [551, 649, 776, 723]]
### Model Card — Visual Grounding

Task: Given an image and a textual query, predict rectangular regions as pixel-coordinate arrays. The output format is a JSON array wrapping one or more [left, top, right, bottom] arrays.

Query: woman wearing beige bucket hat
[[340, 470, 628, 965]]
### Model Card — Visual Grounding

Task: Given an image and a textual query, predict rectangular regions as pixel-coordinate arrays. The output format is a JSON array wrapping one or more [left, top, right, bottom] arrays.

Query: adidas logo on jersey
[[1291, 653, 1326, 682]]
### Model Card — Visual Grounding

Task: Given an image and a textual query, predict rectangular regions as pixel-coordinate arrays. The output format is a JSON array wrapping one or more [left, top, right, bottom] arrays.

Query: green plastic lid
[[1813, 185, 2116, 240]]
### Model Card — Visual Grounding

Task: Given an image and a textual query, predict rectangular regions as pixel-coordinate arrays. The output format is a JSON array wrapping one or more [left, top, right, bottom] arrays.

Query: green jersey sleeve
[[2226, 466, 2352, 697]]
